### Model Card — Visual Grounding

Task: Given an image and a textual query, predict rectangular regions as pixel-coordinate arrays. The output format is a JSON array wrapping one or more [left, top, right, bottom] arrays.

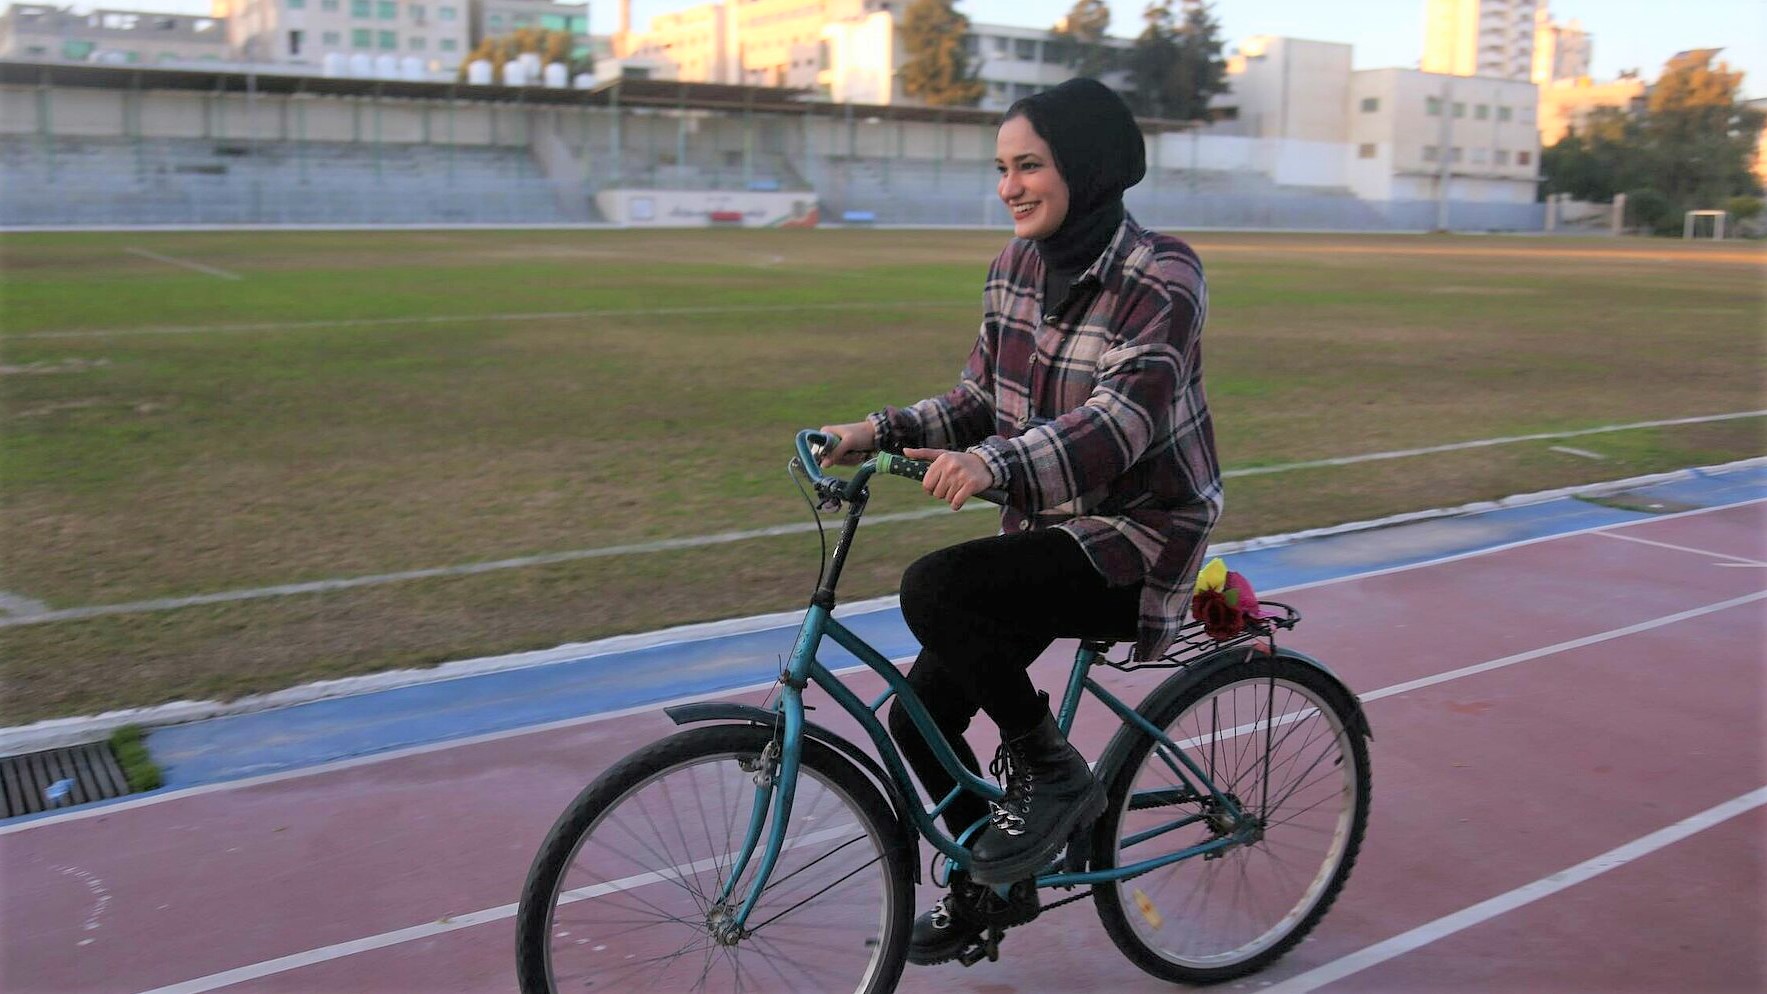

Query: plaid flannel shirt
[[871, 216, 1223, 662]]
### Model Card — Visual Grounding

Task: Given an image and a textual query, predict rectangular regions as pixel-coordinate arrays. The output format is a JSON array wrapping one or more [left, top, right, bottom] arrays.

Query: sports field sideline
[[1, 228, 1762, 724]]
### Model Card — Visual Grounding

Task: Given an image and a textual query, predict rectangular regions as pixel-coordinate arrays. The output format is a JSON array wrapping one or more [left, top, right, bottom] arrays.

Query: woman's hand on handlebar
[[816, 420, 877, 468], [903, 448, 994, 511]]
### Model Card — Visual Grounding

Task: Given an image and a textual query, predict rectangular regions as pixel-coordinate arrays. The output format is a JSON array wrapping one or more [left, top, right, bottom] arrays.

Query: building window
[[1451, 102, 1465, 118], [1517, 150, 1532, 166], [288, 0, 305, 8], [1497, 105, 1512, 122], [1358, 143, 1376, 159], [439, 6, 457, 20], [322, 0, 338, 10], [410, 3, 425, 19], [962, 34, 977, 56], [352, 27, 371, 47], [489, 13, 502, 29], [378, 29, 396, 48], [1450, 146, 1463, 162], [1425, 96, 1442, 115], [1474, 104, 1489, 120], [439, 37, 456, 50], [289, 28, 304, 54], [409, 35, 425, 49], [352, 0, 370, 16], [323, 30, 340, 45], [993, 36, 1008, 55], [1471, 147, 1487, 164], [1494, 149, 1509, 165], [1422, 145, 1438, 162], [378, 1, 396, 19], [541, 13, 567, 30], [1360, 97, 1379, 112], [62, 39, 96, 59], [1015, 38, 1037, 61]]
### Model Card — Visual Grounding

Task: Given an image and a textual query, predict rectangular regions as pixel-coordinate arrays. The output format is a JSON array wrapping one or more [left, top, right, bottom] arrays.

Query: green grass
[[1, 229, 1763, 723], [108, 724, 163, 792]]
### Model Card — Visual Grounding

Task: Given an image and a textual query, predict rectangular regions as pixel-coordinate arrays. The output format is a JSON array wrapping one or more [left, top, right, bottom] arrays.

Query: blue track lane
[[126, 462, 1767, 790]]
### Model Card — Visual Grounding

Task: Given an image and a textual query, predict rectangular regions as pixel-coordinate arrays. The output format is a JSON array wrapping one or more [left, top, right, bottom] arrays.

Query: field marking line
[[8, 566, 1762, 837], [5, 300, 968, 340], [123, 248, 242, 281], [3, 447, 1760, 632], [91, 596, 1767, 994], [1260, 785, 1767, 994], [0, 591, 50, 616], [1595, 531, 1767, 566], [1549, 445, 1606, 460], [1223, 411, 1765, 479], [126, 823, 858, 994]]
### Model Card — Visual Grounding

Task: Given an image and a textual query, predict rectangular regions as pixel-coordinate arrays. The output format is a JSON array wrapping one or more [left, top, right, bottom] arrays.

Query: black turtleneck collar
[[1036, 199, 1122, 316]]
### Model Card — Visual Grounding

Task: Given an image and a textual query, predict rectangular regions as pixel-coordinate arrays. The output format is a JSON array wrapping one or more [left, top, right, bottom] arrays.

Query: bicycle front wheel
[[1091, 654, 1370, 984], [516, 723, 912, 994]]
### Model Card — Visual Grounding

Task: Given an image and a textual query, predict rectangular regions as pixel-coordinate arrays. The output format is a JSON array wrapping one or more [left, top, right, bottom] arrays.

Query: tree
[[900, 0, 985, 107], [1048, 0, 1115, 79], [458, 28, 588, 84], [1125, 0, 1225, 120], [1538, 49, 1763, 233]]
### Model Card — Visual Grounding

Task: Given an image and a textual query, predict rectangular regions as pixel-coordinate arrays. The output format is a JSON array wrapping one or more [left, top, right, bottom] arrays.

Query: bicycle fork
[[706, 678, 808, 944]]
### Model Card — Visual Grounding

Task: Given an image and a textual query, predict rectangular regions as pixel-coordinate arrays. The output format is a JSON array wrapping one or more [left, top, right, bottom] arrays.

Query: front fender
[[662, 702, 921, 883]]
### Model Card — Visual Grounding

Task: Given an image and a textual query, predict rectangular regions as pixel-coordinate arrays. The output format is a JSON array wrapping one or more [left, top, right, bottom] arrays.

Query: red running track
[[2, 501, 1762, 994]]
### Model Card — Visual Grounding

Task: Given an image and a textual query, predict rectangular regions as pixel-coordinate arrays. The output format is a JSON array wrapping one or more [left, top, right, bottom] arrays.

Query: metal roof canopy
[[0, 59, 1197, 132]]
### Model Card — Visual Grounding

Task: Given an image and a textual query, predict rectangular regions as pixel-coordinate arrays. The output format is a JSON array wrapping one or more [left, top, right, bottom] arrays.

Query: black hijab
[[1005, 78, 1146, 313]]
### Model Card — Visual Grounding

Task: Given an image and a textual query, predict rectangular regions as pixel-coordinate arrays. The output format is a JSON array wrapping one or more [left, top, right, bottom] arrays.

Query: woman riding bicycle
[[818, 78, 1224, 967]]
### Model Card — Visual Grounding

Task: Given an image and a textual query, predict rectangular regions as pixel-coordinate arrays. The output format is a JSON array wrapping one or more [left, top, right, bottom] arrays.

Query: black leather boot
[[906, 874, 987, 965], [969, 696, 1105, 885]]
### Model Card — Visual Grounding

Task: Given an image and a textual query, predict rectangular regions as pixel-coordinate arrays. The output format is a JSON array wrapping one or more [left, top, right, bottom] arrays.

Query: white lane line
[[6, 300, 967, 340], [1352, 591, 1765, 706], [4, 456, 1761, 631], [1549, 445, 1606, 459], [1596, 530, 1767, 566], [1223, 411, 1765, 479], [123, 248, 242, 281], [128, 823, 858, 994], [1261, 785, 1767, 994], [0, 590, 50, 616], [105, 595, 1767, 992]]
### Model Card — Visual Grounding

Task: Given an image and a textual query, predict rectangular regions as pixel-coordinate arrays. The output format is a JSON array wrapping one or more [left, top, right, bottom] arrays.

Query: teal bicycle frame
[[708, 430, 1253, 933]]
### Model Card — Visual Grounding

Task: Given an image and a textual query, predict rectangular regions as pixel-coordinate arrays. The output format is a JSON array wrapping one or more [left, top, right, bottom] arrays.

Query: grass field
[[2, 228, 1763, 724]]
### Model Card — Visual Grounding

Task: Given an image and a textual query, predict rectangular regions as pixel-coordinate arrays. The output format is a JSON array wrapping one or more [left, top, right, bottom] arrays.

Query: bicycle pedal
[[955, 928, 1005, 967]]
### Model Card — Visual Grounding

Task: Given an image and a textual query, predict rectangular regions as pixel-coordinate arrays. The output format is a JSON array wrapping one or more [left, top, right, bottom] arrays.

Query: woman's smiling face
[[996, 114, 1069, 241]]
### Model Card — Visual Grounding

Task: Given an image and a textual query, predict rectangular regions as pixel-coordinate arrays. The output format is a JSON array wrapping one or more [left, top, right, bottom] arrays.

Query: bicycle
[[515, 429, 1373, 993]]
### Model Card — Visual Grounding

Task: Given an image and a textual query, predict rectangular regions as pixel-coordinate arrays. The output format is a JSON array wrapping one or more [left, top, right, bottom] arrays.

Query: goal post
[[1684, 210, 1727, 240]]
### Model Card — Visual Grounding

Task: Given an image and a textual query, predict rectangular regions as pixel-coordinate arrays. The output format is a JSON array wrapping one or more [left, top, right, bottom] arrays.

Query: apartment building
[[1536, 74, 1645, 144], [1349, 67, 1540, 202], [1218, 35, 1352, 143], [1531, 6, 1588, 85], [1422, 0, 1537, 81], [211, 0, 469, 72], [0, 4, 228, 65]]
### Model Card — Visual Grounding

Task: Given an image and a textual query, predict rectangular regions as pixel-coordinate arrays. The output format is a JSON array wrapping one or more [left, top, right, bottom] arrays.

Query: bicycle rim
[[1108, 674, 1362, 970], [538, 741, 897, 993]]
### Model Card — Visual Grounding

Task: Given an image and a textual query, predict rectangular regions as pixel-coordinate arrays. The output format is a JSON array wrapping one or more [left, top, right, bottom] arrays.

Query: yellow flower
[[1196, 557, 1228, 593]]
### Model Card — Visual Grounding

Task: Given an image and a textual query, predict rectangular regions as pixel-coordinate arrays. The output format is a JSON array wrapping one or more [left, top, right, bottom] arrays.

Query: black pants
[[889, 529, 1139, 836]]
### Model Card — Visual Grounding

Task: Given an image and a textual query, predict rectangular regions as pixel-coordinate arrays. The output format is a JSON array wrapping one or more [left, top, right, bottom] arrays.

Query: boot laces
[[986, 742, 1034, 834]]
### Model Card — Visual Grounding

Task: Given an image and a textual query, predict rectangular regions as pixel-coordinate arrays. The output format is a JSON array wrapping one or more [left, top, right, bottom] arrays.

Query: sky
[[26, 0, 1767, 97]]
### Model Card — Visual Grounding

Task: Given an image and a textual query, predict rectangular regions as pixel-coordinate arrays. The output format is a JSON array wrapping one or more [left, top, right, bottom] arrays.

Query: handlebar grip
[[875, 452, 931, 482]]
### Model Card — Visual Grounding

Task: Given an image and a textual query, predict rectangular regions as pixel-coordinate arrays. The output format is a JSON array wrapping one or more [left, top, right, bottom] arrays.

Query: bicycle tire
[[515, 723, 913, 994], [1090, 654, 1371, 984]]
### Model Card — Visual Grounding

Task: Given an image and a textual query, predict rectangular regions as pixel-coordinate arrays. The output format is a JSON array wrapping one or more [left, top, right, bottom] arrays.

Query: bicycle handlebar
[[795, 429, 1004, 506]]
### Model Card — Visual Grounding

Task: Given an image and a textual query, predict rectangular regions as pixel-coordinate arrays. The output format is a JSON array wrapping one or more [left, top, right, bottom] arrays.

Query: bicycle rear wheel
[[1091, 654, 1370, 984], [516, 723, 912, 994]]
